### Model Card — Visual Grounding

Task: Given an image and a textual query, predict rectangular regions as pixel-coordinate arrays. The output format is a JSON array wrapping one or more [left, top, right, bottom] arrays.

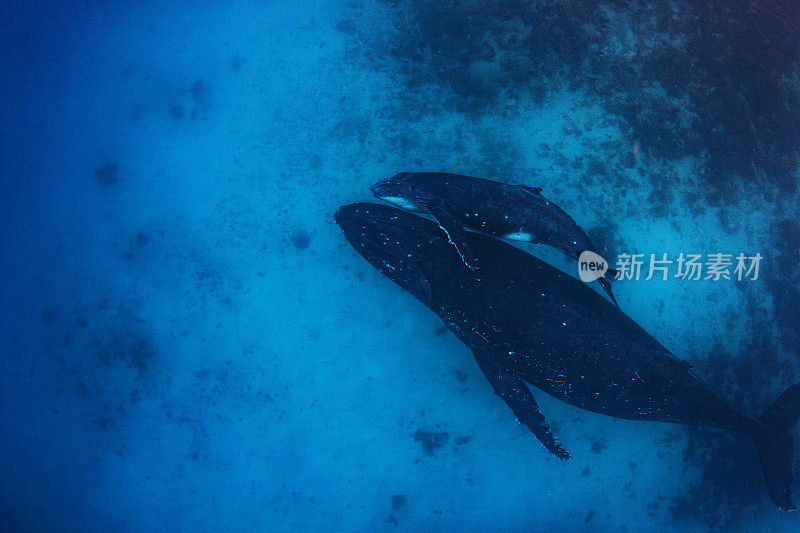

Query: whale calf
[[371, 172, 619, 304], [335, 202, 800, 511]]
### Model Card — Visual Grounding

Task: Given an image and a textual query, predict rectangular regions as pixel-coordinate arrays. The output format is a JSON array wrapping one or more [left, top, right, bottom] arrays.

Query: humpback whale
[[335, 202, 800, 511], [371, 172, 619, 304]]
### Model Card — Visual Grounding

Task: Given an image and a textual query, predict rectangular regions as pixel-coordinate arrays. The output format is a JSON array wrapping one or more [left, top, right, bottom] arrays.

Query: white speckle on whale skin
[[505, 232, 533, 241]]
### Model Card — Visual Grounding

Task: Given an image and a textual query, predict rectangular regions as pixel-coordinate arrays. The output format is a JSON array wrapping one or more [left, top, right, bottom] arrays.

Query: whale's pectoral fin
[[472, 348, 570, 460], [429, 204, 479, 271]]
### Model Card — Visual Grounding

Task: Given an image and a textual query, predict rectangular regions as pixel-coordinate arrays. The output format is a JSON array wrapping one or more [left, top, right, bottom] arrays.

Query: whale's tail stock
[[749, 384, 800, 511]]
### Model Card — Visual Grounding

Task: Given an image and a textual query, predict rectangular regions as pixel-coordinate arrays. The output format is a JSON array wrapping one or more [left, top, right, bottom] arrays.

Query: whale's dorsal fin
[[472, 347, 570, 460], [519, 185, 543, 196], [597, 278, 619, 306]]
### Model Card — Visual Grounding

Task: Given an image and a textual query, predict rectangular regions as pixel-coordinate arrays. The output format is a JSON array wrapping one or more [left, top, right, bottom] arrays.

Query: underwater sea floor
[[2, 1, 799, 531]]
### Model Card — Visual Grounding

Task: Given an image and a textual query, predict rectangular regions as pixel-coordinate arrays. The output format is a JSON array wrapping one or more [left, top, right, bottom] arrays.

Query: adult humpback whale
[[335, 202, 800, 511], [371, 172, 619, 304]]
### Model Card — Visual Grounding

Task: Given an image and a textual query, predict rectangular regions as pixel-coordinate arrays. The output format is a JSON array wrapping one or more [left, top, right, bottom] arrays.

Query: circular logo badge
[[578, 250, 609, 283]]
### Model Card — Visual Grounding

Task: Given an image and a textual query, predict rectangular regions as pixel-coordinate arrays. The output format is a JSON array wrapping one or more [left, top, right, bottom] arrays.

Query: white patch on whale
[[380, 196, 418, 211], [504, 232, 534, 242]]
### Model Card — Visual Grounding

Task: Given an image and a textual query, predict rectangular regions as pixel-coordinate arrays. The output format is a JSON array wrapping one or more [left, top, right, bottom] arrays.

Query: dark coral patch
[[413, 429, 449, 455], [391, 494, 407, 510], [94, 161, 119, 186], [291, 230, 311, 251], [135, 232, 150, 247]]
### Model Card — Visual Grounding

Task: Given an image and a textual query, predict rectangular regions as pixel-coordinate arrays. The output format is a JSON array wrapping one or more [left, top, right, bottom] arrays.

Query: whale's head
[[335, 203, 458, 305], [370, 173, 424, 212]]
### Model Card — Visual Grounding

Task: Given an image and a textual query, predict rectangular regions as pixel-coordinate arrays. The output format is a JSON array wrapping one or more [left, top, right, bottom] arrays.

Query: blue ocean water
[[1, 1, 799, 531]]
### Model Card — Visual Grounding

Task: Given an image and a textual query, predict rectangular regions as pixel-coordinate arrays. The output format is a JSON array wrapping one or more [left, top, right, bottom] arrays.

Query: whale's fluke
[[752, 384, 800, 511]]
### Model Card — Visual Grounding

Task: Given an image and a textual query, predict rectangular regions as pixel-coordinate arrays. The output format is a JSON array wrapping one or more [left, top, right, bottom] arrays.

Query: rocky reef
[[381, 0, 800, 204]]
